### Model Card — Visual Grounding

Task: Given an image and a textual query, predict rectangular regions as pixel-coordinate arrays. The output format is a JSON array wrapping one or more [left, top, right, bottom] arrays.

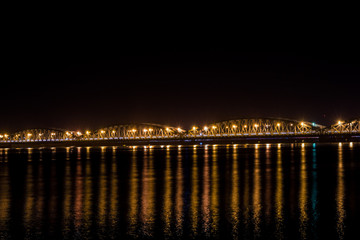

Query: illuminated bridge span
[[0, 118, 359, 145], [188, 118, 325, 137], [323, 118, 360, 135], [89, 123, 181, 139]]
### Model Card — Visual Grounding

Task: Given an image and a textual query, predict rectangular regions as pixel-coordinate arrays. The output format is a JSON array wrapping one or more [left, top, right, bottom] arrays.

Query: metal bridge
[[0, 118, 359, 144]]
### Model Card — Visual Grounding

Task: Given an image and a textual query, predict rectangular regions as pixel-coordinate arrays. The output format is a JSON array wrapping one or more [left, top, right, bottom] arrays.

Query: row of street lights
[[0, 120, 348, 141]]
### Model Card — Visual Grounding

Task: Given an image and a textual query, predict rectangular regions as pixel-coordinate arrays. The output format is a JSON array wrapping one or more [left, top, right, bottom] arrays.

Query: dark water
[[0, 143, 359, 239]]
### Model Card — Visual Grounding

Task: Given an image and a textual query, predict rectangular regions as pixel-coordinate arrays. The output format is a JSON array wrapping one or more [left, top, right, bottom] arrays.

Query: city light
[[277, 123, 281, 127], [232, 125, 237, 128], [204, 126, 208, 131]]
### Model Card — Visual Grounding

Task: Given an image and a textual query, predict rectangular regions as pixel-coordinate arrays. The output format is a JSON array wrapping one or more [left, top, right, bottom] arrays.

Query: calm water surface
[[0, 143, 359, 239]]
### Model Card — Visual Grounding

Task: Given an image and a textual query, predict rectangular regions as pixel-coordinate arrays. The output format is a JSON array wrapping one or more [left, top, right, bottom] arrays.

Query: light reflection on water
[[275, 146, 284, 239], [337, 143, 345, 240], [300, 144, 309, 239], [0, 143, 359, 239]]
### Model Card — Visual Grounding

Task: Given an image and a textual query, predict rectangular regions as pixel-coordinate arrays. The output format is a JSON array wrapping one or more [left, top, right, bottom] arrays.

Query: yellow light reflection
[[211, 144, 219, 235], [264, 145, 272, 220], [27, 148, 32, 162], [110, 147, 118, 225], [230, 146, 240, 237], [98, 147, 107, 227], [66, 147, 70, 160], [202, 145, 210, 236], [74, 158, 84, 227], [128, 150, 139, 236], [336, 143, 346, 240], [175, 148, 184, 236], [243, 149, 250, 231], [163, 149, 172, 237], [0, 163, 10, 232], [86, 147, 90, 159], [77, 147, 81, 160], [83, 153, 92, 227], [275, 147, 284, 239], [140, 149, 155, 236], [299, 145, 308, 239], [253, 145, 262, 237], [24, 164, 34, 233], [191, 146, 199, 236], [63, 154, 71, 228]]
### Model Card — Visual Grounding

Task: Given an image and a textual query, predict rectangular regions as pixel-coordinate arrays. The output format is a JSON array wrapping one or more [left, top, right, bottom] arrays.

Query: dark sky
[[2, 20, 359, 132]]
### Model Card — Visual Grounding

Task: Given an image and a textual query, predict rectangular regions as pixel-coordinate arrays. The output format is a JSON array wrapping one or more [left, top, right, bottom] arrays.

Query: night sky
[[2, 21, 359, 132]]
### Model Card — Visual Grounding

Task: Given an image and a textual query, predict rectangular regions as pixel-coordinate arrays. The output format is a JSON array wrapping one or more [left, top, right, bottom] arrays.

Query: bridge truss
[[323, 118, 360, 134], [89, 123, 182, 140], [4, 128, 79, 142], [0, 118, 359, 143], [187, 118, 325, 137]]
